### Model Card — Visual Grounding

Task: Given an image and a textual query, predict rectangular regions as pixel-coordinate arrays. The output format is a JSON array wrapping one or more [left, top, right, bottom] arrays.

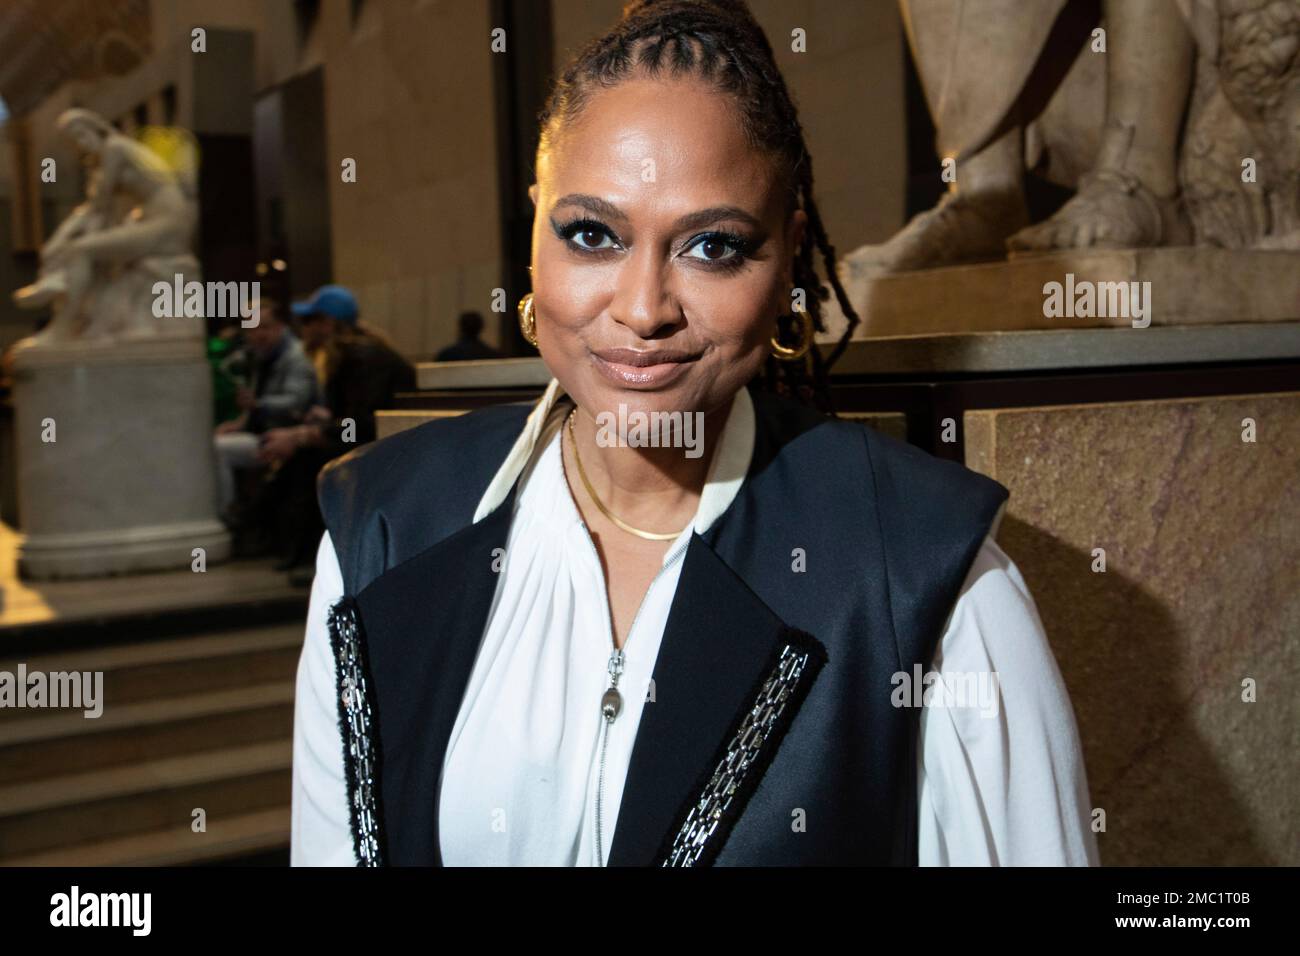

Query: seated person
[[435, 311, 503, 361], [253, 285, 416, 577], [213, 298, 319, 523]]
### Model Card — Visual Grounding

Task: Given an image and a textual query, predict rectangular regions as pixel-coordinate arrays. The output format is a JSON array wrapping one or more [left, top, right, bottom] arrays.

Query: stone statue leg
[[843, 125, 1030, 277], [12, 207, 99, 311], [18, 254, 93, 346], [844, 0, 1070, 278], [1009, 0, 1195, 251], [67, 213, 189, 264]]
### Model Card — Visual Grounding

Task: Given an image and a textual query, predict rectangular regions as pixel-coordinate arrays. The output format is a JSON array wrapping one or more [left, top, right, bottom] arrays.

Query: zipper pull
[[601, 649, 624, 723]]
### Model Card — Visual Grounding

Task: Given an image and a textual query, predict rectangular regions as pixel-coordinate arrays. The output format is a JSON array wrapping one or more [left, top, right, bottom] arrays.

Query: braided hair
[[536, 0, 861, 411]]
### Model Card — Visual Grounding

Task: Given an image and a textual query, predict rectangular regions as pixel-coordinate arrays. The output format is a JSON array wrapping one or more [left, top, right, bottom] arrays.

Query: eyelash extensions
[[549, 216, 759, 273]]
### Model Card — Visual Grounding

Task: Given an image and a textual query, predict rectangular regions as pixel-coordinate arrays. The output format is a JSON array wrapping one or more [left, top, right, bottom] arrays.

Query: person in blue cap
[[291, 284, 359, 390], [254, 284, 416, 580]]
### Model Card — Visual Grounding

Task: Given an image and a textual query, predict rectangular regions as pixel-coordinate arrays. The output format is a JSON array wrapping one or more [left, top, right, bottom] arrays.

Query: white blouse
[[291, 380, 1099, 866]]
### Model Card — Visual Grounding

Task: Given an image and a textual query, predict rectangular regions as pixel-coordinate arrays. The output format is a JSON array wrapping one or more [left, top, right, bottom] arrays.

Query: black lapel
[[352, 483, 519, 867], [606, 532, 827, 866]]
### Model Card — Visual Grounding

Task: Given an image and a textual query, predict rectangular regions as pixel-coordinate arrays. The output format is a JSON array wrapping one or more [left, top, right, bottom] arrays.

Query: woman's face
[[530, 75, 805, 426]]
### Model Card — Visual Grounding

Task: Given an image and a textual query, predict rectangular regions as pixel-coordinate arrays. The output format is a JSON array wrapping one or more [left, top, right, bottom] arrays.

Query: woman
[[292, 0, 1097, 867]]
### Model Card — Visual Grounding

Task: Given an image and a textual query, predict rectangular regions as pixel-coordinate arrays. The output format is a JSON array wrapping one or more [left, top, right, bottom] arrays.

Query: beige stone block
[[356, 281, 394, 333], [965, 392, 1300, 864], [417, 357, 553, 391], [443, 173, 503, 262], [838, 248, 1300, 340], [390, 105, 441, 187], [839, 411, 907, 443], [422, 269, 464, 359], [356, 198, 403, 284], [391, 186, 443, 279], [389, 276, 427, 358], [792, 49, 906, 246], [376, 409, 468, 441], [322, 0, 498, 299], [460, 260, 511, 352]]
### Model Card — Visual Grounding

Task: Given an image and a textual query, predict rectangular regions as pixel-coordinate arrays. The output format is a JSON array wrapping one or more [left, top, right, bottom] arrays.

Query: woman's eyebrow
[[552, 194, 627, 221], [671, 205, 762, 232], [551, 195, 762, 233]]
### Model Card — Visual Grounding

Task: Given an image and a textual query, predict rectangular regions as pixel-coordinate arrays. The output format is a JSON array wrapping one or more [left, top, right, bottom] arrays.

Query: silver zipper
[[584, 525, 693, 867]]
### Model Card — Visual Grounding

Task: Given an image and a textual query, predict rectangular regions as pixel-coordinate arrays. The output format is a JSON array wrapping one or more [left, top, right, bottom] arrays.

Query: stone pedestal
[[10, 337, 231, 579], [822, 247, 1300, 339], [964, 392, 1300, 864]]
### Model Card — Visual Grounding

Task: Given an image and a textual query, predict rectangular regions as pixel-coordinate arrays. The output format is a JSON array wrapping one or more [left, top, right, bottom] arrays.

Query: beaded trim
[[327, 596, 387, 866], [658, 630, 827, 867]]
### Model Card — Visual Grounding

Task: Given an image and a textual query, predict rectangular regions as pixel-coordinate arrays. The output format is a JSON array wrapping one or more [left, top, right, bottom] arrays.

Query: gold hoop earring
[[770, 309, 813, 361], [518, 292, 539, 348]]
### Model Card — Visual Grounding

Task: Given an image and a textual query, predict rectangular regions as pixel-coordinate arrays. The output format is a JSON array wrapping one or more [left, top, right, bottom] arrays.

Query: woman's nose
[[608, 254, 681, 339]]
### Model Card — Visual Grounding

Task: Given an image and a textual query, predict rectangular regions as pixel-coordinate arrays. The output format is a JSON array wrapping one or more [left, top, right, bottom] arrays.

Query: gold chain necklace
[[565, 407, 688, 541]]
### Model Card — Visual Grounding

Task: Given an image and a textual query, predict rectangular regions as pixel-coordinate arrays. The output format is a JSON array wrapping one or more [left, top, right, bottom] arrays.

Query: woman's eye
[[564, 224, 617, 252], [683, 233, 748, 263], [574, 229, 610, 249]]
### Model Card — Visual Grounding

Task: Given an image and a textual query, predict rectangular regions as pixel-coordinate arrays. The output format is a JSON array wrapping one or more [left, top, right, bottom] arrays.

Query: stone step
[[0, 740, 290, 859], [0, 533, 309, 657], [0, 682, 294, 782], [2, 806, 290, 867], [0, 623, 303, 720]]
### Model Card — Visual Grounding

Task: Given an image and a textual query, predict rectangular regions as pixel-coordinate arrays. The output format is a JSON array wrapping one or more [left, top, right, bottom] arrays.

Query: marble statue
[[844, 0, 1300, 281], [12, 108, 201, 346], [8, 109, 229, 579]]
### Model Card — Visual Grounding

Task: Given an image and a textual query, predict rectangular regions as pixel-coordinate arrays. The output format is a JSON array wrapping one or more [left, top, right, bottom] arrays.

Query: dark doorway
[[491, 0, 553, 356], [253, 67, 333, 305]]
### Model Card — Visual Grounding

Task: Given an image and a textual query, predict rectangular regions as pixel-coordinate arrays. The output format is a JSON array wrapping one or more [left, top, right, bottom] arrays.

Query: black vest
[[317, 383, 1009, 866]]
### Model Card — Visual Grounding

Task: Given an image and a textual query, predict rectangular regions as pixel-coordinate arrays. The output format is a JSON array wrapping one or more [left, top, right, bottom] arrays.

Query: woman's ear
[[528, 183, 539, 208]]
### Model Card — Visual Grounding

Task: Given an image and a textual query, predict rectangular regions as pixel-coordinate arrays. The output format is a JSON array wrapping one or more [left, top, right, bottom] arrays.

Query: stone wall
[[966, 392, 1300, 864], [318, 0, 502, 359]]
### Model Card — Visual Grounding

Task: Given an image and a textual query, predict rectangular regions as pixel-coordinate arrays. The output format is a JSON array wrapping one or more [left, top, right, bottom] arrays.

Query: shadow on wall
[[999, 515, 1274, 866]]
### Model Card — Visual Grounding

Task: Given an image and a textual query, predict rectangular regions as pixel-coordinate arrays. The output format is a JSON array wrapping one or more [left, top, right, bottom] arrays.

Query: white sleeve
[[916, 534, 1099, 866], [290, 531, 357, 866]]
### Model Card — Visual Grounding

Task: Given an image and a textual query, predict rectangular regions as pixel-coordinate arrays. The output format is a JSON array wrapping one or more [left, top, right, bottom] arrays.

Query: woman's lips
[[591, 348, 699, 388]]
